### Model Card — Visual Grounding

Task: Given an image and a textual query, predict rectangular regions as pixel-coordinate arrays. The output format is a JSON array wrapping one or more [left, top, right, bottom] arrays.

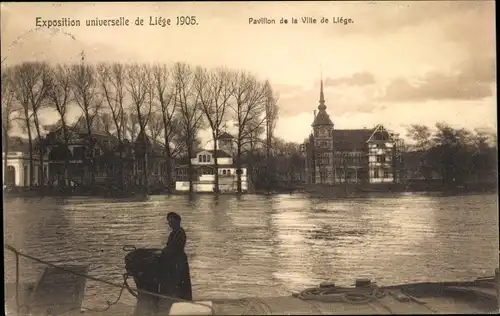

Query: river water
[[3, 192, 499, 309]]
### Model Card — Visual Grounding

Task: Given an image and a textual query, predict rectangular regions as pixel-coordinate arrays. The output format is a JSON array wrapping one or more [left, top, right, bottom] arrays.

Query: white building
[[2, 137, 49, 187], [175, 132, 248, 193]]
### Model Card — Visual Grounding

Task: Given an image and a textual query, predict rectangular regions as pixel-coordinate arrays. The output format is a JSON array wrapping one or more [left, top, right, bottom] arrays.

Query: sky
[[1, 1, 497, 146]]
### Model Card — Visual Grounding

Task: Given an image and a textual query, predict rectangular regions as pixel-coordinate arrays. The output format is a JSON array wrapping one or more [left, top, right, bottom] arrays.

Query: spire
[[311, 72, 334, 127], [318, 75, 326, 111]]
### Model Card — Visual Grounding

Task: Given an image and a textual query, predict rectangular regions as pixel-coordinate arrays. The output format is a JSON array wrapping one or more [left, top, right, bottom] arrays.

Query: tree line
[[405, 123, 497, 188], [1, 61, 280, 194]]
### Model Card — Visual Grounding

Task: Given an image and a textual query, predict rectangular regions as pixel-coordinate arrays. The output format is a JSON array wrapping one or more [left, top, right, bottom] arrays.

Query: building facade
[[2, 137, 49, 187], [303, 80, 403, 185], [175, 132, 248, 193], [38, 117, 171, 188]]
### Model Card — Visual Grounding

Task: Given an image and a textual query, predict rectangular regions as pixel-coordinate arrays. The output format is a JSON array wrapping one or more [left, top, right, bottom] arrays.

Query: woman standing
[[158, 212, 193, 301]]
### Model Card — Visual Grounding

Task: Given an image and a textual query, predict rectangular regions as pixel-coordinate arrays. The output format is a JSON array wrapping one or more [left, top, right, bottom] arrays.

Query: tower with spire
[[309, 77, 335, 184]]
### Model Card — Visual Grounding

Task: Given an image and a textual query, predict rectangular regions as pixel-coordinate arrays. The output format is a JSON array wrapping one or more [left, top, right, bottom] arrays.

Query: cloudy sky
[[1, 1, 496, 145]]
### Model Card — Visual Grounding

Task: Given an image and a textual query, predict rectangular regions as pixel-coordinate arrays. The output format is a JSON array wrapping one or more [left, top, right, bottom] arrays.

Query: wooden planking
[[30, 265, 89, 315]]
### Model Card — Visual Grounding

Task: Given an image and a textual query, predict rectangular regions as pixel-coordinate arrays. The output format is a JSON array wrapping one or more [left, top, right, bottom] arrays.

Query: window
[[24, 165, 29, 186], [202, 155, 207, 162], [227, 169, 231, 175], [374, 169, 379, 179], [207, 155, 211, 162], [383, 170, 390, 178], [198, 155, 202, 163], [376, 155, 386, 163], [6, 166, 15, 185], [222, 169, 227, 175]]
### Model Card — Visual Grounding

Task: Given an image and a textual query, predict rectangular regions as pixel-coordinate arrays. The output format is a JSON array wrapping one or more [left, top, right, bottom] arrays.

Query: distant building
[[2, 136, 49, 187], [303, 79, 403, 184], [175, 132, 248, 192], [40, 116, 171, 188]]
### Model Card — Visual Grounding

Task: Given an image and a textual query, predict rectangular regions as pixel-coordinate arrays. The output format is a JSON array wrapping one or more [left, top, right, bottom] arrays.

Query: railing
[[4, 244, 216, 315]]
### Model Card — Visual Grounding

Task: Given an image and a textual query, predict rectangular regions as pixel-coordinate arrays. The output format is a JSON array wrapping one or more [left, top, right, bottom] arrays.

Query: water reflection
[[3, 192, 498, 307]]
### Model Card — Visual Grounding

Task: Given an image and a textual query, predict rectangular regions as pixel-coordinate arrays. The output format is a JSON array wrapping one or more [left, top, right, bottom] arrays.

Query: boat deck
[[5, 265, 499, 316], [5, 264, 89, 316]]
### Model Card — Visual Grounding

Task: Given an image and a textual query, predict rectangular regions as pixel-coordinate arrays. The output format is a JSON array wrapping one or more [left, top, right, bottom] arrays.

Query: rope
[[15, 250, 20, 315], [5, 244, 216, 315], [295, 283, 386, 305]]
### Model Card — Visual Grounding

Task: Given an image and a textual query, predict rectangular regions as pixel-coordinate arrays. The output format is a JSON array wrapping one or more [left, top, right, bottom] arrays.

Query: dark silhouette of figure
[[158, 212, 193, 301]]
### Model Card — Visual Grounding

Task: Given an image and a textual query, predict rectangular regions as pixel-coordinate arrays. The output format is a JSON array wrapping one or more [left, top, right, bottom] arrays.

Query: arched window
[[198, 155, 202, 162], [222, 169, 227, 175], [6, 166, 15, 185], [227, 169, 231, 175], [23, 165, 29, 186]]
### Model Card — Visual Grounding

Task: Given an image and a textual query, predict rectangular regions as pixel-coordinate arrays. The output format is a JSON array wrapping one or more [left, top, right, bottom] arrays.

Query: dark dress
[[158, 227, 193, 301]]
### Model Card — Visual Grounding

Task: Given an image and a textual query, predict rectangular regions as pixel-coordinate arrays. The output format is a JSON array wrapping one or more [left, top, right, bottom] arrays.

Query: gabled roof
[[135, 130, 151, 144], [218, 132, 234, 140], [197, 149, 232, 158], [366, 124, 394, 143], [332, 129, 374, 151], [208, 149, 232, 158]]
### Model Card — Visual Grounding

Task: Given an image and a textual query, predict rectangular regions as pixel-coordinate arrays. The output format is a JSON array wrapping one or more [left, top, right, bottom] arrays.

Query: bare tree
[[174, 63, 204, 194], [97, 63, 127, 141], [48, 64, 73, 187], [70, 61, 102, 186], [125, 110, 140, 141], [152, 64, 179, 193], [96, 62, 132, 187], [125, 64, 154, 192], [230, 71, 267, 193], [147, 111, 164, 144], [263, 80, 280, 192], [94, 113, 114, 135], [12, 62, 52, 189], [1, 66, 21, 184], [195, 67, 233, 193]]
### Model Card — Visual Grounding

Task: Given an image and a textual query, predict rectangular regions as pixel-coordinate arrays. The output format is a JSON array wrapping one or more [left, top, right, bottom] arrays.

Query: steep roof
[[3, 136, 30, 153], [312, 111, 334, 126], [311, 79, 334, 127], [332, 129, 374, 151], [207, 149, 232, 158], [46, 116, 118, 143], [218, 131, 234, 140], [135, 130, 151, 145]]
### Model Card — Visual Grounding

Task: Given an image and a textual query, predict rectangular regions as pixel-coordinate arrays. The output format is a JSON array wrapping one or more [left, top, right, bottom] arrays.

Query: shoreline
[[3, 184, 496, 199]]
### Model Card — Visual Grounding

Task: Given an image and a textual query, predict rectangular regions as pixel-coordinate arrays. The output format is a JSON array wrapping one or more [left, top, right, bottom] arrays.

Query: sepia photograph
[[2, 1, 498, 315]]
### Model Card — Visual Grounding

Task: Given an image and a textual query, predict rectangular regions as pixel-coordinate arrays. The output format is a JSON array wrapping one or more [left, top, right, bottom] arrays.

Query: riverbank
[[3, 183, 496, 199]]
